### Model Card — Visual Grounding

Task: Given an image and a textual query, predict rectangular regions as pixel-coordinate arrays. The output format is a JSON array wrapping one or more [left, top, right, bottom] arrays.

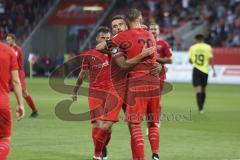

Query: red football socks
[[104, 130, 112, 147], [25, 95, 38, 112], [93, 128, 109, 157], [129, 124, 145, 160], [0, 139, 10, 160], [148, 125, 160, 154], [92, 127, 98, 146]]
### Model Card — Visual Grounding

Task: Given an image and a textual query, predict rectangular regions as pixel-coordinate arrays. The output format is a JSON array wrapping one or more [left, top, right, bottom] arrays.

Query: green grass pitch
[[8, 78, 240, 160]]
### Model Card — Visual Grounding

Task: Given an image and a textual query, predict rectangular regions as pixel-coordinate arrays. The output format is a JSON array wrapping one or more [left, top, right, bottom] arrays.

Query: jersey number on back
[[195, 54, 204, 66], [138, 39, 154, 50]]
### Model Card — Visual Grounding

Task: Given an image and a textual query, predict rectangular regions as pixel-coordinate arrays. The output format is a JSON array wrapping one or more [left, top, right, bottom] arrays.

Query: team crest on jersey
[[92, 60, 109, 69], [15, 51, 18, 56], [102, 60, 109, 67]]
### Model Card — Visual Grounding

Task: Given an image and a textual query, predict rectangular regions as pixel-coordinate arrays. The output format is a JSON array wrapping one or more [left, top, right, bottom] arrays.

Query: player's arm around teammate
[[109, 43, 156, 70], [97, 40, 155, 70]]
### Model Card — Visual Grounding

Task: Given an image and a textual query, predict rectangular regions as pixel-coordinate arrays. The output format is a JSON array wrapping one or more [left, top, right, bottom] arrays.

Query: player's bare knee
[[101, 121, 113, 132], [92, 122, 98, 128], [94, 120, 103, 128], [195, 86, 202, 93]]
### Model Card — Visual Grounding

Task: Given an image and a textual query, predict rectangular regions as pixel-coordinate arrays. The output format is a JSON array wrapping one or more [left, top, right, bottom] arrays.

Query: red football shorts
[[125, 84, 161, 123], [0, 108, 12, 137], [100, 91, 124, 122], [88, 96, 105, 122]]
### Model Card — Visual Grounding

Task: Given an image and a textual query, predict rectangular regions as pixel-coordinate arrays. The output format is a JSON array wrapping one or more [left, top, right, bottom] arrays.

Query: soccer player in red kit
[[143, 23, 172, 158], [0, 42, 25, 160], [149, 23, 172, 90], [72, 27, 112, 160], [94, 9, 161, 160], [6, 34, 38, 117], [96, 15, 129, 51], [72, 26, 152, 160]]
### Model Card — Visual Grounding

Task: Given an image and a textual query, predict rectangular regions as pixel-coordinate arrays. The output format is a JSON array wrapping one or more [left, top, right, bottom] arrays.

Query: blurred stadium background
[[1, 0, 240, 159], [1, 0, 240, 82]]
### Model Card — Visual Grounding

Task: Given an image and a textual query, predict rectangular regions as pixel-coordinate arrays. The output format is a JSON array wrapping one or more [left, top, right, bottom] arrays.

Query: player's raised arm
[[96, 41, 107, 51], [11, 70, 25, 121]]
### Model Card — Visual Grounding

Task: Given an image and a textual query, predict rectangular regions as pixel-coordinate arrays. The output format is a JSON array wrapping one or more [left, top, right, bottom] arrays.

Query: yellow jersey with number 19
[[189, 43, 213, 74]]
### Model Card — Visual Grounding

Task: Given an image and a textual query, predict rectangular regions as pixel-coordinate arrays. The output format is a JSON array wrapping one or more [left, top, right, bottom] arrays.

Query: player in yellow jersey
[[189, 34, 216, 113]]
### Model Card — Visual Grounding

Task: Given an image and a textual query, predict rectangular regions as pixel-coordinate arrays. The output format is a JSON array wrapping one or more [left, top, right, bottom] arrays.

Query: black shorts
[[192, 67, 208, 87]]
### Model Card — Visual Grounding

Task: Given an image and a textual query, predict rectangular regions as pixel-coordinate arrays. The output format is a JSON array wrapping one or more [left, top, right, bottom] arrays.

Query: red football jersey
[[156, 40, 172, 80], [0, 42, 19, 108], [112, 28, 157, 78], [81, 49, 111, 90], [156, 40, 172, 59]]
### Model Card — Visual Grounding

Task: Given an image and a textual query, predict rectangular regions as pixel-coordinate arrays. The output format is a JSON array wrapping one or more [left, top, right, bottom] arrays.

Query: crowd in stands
[[203, 0, 240, 47], [0, 0, 239, 49], [1, 0, 239, 76], [113, 0, 240, 49], [0, 0, 54, 43]]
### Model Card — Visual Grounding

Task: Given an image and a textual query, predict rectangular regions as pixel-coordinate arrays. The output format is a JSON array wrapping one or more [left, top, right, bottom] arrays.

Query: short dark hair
[[111, 14, 125, 22], [149, 23, 159, 27], [96, 26, 110, 36], [7, 33, 16, 40], [195, 34, 204, 41], [126, 8, 141, 22]]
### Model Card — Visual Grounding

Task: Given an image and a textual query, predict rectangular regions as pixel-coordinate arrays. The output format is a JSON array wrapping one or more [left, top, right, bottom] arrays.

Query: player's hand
[[72, 94, 78, 102], [150, 63, 162, 77], [141, 44, 155, 58], [16, 104, 25, 121], [96, 41, 107, 51]]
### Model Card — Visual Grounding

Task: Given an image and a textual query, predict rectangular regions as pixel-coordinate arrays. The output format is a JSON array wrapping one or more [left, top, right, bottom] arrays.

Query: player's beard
[[117, 29, 123, 33]]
